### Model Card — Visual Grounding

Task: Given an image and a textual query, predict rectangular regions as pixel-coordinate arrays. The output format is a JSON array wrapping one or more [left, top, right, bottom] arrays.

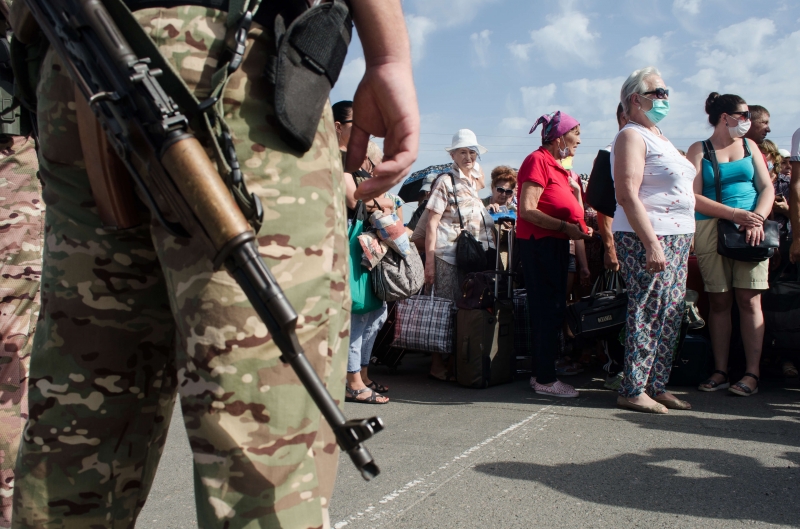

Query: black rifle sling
[[105, 0, 265, 231]]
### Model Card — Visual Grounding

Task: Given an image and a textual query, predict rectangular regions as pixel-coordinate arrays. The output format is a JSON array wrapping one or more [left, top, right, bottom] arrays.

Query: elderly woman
[[424, 129, 495, 381], [612, 67, 697, 414], [517, 111, 592, 398], [484, 166, 517, 269], [687, 93, 775, 397]]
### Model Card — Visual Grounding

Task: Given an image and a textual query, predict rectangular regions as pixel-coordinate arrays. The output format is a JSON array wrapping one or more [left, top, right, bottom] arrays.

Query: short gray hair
[[620, 66, 662, 117]]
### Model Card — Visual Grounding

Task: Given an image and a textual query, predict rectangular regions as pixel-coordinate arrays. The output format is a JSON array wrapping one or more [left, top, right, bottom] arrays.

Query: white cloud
[[625, 36, 664, 68], [673, 0, 701, 15], [408, 0, 499, 28], [405, 15, 437, 64], [509, 10, 600, 67], [470, 30, 492, 67], [520, 83, 562, 120], [499, 117, 530, 131], [330, 57, 365, 101], [713, 17, 775, 54]]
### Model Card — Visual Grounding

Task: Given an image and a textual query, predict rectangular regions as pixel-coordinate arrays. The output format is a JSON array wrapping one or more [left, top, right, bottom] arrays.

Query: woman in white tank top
[[611, 67, 696, 415]]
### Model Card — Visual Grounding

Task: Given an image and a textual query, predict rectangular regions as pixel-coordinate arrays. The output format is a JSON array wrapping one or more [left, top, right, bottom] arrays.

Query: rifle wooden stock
[[160, 136, 253, 253], [74, 86, 141, 230]]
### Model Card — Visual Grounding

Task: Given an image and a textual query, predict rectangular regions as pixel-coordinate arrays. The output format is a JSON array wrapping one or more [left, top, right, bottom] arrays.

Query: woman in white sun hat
[[424, 129, 495, 381]]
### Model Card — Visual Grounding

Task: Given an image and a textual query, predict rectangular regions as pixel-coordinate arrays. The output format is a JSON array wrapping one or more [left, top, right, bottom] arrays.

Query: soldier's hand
[[348, 62, 419, 201]]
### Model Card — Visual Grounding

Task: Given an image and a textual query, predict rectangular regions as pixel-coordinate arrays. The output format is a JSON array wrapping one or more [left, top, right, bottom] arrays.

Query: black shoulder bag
[[702, 140, 779, 262], [450, 173, 488, 273]]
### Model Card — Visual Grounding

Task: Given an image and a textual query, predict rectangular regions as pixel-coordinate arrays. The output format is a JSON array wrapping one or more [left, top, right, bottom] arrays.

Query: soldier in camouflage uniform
[[11, 1, 418, 528], [1, 3, 44, 525], [0, 134, 42, 529]]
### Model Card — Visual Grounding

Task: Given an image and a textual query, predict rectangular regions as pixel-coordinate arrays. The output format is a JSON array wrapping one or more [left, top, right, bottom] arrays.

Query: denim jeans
[[348, 303, 388, 373]]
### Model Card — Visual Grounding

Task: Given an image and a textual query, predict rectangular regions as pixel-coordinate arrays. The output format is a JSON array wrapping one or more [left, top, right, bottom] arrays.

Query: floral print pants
[[614, 232, 692, 398]]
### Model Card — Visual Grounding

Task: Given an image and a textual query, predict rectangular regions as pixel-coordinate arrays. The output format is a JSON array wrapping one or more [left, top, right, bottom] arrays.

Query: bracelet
[[755, 212, 765, 221], [731, 208, 736, 221], [558, 220, 566, 232]]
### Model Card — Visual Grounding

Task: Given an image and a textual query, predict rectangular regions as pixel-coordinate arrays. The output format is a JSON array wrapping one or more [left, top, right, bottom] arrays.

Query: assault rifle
[[19, 0, 382, 479]]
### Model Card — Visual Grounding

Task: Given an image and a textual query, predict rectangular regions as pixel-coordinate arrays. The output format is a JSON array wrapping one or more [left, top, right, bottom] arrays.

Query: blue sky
[[331, 0, 800, 197]]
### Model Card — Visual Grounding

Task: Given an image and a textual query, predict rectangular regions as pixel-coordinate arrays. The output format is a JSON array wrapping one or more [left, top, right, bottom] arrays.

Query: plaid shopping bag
[[393, 289, 455, 354], [513, 289, 533, 357]]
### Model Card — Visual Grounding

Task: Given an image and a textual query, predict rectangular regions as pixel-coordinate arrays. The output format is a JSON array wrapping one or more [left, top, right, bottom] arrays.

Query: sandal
[[698, 370, 730, 392], [345, 386, 389, 404], [366, 380, 389, 393], [782, 362, 799, 378], [729, 373, 759, 397]]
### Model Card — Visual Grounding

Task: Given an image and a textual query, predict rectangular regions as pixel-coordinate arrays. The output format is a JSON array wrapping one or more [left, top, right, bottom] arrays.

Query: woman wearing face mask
[[517, 111, 593, 398], [424, 129, 495, 381], [687, 93, 774, 397], [612, 67, 697, 414]]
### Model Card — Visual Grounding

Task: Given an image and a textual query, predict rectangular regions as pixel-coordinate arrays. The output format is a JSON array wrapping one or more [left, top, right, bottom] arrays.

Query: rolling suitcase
[[455, 222, 516, 388]]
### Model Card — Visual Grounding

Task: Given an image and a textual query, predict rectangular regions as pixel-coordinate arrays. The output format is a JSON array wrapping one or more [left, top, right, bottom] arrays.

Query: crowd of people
[[336, 65, 800, 413]]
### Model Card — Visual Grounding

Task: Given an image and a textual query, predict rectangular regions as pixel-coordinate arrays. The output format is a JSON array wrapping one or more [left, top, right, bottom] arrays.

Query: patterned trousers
[[615, 232, 692, 398]]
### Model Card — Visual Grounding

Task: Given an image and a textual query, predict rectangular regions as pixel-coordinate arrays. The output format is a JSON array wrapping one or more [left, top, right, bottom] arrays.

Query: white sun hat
[[444, 129, 488, 154], [779, 148, 791, 158]]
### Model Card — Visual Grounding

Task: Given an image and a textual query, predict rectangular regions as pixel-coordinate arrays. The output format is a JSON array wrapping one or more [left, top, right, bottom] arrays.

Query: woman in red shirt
[[518, 111, 593, 398]]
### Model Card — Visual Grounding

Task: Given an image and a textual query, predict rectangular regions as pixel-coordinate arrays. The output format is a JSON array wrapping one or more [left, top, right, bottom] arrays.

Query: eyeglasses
[[728, 111, 751, 121], [495, 187, 514, 195], [642, 87, 669, 99]]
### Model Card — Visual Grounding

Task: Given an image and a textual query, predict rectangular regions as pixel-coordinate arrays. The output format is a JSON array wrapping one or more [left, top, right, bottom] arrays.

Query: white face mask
[[557, 137, 569, 158], [727, 116, 751, 139]]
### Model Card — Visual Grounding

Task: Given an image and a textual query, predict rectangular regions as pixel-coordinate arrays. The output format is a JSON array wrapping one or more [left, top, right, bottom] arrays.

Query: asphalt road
[[137, 353, 800, 528]]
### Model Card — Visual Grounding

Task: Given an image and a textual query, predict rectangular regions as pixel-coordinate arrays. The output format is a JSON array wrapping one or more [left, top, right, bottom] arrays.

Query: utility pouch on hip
[[270, 0, 352, 152]]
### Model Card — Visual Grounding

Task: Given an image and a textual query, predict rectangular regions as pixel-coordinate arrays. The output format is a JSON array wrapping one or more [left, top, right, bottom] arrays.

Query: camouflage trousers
[[0, 135, 43, 528], [12, 7, 350, 529]]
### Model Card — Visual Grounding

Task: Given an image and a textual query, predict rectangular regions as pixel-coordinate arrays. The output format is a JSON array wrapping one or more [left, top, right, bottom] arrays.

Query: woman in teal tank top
[[686, 92, 774, 398]]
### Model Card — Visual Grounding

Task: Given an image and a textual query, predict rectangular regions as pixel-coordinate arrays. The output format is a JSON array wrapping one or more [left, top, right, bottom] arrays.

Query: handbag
[[370, 245, 425, 302], [567, 271, 627, 339], [393, 287, 456, 355], [456, 272, 495, 310], [702, 140, 779, 262], [348, 201, 382, 314], [450, 173, 488, 273]]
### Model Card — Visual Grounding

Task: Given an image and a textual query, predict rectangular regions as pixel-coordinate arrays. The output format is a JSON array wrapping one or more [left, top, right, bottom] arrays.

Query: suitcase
[[456, 300, 515, 388], [513, 289, 534, 373], [668, 333, 712, 386], [455, 223, 516, 388], [762, 270, 800, 353]]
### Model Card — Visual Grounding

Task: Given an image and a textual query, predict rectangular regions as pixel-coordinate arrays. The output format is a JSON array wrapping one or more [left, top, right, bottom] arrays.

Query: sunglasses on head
[[495, 187, 514, 195], [338, 119, 353, 124], [642, 87, 669, 99], [728, 111, 751, 121]]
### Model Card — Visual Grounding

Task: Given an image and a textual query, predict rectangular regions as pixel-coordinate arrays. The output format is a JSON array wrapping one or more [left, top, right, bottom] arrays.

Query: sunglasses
[[728, 111, 751, 121], [495, 187, 514, 195], [642, 87, 669, 99], [338, 119, 353, 124]]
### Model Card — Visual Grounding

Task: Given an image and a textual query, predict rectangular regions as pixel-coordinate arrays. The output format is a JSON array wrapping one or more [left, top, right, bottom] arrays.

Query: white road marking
[[334, 404, 557, 528]]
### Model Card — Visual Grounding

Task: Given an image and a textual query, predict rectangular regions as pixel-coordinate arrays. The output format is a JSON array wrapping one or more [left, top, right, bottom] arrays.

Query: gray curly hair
[[620, 66, 662, 117]]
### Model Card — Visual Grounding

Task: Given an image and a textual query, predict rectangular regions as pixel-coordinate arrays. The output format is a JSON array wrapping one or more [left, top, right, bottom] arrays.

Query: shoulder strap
[[449, 173, 466, 230], [702, 140, 723, 204], [743, 138, 752, 157], [104, 0, 265, 231]]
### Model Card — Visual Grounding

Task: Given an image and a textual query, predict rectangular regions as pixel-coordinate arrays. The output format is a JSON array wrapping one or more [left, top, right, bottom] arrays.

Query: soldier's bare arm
[[346, 0, 419, 200]]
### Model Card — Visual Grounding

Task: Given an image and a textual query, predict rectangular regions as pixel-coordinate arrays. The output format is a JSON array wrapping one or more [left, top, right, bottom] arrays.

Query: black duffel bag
[[567, 272, 627, 340], [762, 267, 800, 351]]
